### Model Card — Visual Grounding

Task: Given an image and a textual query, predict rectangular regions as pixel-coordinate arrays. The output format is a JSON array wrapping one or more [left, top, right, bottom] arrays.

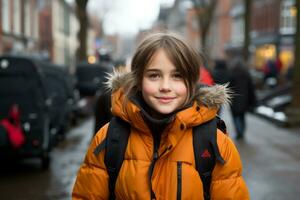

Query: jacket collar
[[107, 70, 231, 132]]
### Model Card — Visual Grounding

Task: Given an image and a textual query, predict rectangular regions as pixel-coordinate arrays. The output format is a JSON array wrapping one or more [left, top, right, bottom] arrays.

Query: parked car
[[75, 62, 113, 117], [41, 63, 79, 139], [0, 55, 53, 169], [75, 62, 113, 97]]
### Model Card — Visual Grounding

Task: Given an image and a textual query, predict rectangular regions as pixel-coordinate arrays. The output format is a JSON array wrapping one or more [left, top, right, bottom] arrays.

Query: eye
[[172, 72, 183, 80], [147, 72, 160, 80]]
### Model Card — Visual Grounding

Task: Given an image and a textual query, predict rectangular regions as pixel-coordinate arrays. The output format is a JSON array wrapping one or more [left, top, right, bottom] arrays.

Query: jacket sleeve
[[72, 124, 110, 200], [210, 130, 250, 200]]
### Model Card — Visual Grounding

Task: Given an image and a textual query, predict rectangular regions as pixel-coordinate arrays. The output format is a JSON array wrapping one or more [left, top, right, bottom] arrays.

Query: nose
[[159, 78, 171, 92]]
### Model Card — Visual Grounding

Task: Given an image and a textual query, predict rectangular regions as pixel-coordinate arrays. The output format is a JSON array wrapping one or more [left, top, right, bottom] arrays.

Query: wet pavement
[[0, 109, 300, 200], [220, 106, 300, 200], [0, 117, 94, 200]]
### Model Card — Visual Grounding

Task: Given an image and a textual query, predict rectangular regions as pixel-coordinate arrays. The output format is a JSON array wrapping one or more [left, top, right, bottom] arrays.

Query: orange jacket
[[72, 72, 249, 200]]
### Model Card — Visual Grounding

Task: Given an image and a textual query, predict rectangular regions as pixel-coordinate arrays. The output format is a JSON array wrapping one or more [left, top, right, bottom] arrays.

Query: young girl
[[72, 32, 249, 200]]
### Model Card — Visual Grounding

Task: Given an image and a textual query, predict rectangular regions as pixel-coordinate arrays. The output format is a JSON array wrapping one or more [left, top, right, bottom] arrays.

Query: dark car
[[41, 63, 79, 139], [75, 62, 113, 97], [0, 55, 53, 169]]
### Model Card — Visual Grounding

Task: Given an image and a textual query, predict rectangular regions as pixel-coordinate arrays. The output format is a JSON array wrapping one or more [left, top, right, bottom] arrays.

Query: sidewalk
[[253, 83, 292, 126], [221, 106, 300, 200]]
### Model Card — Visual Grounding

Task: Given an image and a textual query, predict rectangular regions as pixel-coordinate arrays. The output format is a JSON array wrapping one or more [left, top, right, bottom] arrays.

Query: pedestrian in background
[[263, 59, 278, 87], [212, 59, 230, 85], [93, 89, 112, 135], [93, 59, 128, 135], [199, 65, 215, 86], [211, 59, 230, 115], [229, 58, 257, 140], [72, 32, 249, 199]]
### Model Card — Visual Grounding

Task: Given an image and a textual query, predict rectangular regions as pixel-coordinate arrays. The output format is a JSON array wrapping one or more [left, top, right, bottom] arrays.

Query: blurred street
[[0, 118, 93, 200], [0, 108, 300, 199], [221, 107, 300, 200]]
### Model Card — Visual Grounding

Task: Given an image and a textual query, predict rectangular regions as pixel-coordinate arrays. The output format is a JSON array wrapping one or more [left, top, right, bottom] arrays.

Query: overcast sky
[[67, 0, 174, 36]]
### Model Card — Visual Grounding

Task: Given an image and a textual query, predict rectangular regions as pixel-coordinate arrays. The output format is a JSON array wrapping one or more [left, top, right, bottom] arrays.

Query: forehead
[[146, 49, 176, 68]]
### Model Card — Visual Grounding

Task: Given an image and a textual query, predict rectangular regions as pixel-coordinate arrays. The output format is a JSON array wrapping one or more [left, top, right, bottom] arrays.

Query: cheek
[[175, 82, 188, 97], [142, 78, 155, 95]]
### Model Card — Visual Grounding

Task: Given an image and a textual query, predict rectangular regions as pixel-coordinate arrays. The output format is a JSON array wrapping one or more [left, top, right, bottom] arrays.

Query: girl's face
[[142, 49, 188, 116]]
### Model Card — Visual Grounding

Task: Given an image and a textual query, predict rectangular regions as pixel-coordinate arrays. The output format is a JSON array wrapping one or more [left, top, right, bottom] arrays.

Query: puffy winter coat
[[72, 72, 249, 200], [229, 64, 256, 115]]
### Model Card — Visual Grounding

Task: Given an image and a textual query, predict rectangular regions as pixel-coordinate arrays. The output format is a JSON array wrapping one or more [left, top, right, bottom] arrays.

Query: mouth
[[156, 97, 176, 103]]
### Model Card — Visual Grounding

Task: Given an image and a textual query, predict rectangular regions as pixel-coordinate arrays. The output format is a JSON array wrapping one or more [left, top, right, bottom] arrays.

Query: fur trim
[[106, 70, 231, 108], [105, 68, 130, 92], [195, 84, 232, 108]]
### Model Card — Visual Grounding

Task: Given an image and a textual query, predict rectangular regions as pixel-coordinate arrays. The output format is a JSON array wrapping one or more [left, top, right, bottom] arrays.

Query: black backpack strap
[[216, 115, 227, 134], [193, 117, 225, 200], [93, 116, 130, 200], [106, 117, 130, 200]]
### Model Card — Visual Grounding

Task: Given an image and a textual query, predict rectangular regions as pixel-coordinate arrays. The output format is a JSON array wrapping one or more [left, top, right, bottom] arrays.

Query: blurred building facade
[[154, 0, 199, 49], [218, 0, 296, 72], [39, 0, 78, 67], [278, 0, 296, 72], [185, 6, 201, 51], [208, 0, 232, 60], [153, 0, 232, 60], [0, 0, 98, 69], [224, 0, 245, 58], [151, 0, 297, 72], [250, 0, 281, 70], [0, 0, 39, 54]]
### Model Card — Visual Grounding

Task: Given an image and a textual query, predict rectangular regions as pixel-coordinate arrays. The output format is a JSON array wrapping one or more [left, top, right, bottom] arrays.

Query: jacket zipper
[[149, 150, 158, 199], [148, 131, 173, 200], [177, 162, 182, 200], [148, 133, 160, 200], [148, 146, 172, 199]]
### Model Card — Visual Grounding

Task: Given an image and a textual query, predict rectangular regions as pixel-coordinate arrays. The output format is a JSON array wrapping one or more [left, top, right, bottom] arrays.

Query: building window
[[64, 5, 70, 35], [24, 1, 31, 37], [230, 4, 244, 46], [13, 0, 21, 35], [255, 44, 276, 69], [231, 16, 244, 45], [2, 0, 10, 33], [59, 3, 64, 32], [280, 0, 296, 35]]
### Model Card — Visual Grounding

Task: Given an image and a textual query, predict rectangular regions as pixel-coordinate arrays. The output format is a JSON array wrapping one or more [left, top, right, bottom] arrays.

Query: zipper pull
[[160, 145, 173, 158], [153, 150, 159, 161]]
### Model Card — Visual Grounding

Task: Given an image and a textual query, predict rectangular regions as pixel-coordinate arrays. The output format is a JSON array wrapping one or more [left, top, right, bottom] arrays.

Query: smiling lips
[[156, 96, 176, 103]]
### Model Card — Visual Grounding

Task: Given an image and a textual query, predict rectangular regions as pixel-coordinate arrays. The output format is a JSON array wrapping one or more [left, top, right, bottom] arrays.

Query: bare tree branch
[[192, 0, 217, 49], [243, 0, 252, 62], [75, 0, 89, 62]]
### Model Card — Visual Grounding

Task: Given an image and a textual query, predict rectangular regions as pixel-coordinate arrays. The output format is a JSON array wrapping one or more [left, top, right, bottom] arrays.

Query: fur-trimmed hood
[[106, 70, 231, 109]]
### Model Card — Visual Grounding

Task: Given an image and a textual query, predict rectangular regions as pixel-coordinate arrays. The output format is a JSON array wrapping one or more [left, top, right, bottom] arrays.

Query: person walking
[[228, 58, 257, 140], [93, 61, 128, 135], [199, 65, 215, 86], [72, 32, 249, 200], [93, 89, 112, 135], [212, 59, 230, 85]]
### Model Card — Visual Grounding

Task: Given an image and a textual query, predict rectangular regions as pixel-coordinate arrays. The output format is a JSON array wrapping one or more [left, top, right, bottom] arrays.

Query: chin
[[156, 109, 174, 115]]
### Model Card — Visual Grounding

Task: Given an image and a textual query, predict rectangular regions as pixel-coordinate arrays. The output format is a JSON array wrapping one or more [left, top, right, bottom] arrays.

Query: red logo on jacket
[[201, 149, 211, 158]]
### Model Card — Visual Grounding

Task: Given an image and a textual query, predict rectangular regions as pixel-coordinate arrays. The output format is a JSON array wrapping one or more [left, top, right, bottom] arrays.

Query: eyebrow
[[145, 68, 180, 73], [144, 69, 160, 73]]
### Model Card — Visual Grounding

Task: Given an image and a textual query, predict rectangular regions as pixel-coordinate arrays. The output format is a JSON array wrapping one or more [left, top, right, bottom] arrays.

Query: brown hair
[[123, 32, 202, 105]]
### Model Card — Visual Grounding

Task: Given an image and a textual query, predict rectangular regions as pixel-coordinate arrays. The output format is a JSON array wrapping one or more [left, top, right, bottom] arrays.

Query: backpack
[[94, 116, 227, 200]]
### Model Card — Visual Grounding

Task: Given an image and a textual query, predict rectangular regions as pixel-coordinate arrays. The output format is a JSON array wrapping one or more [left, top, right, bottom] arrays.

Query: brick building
[[0, 0, 39, 54]]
